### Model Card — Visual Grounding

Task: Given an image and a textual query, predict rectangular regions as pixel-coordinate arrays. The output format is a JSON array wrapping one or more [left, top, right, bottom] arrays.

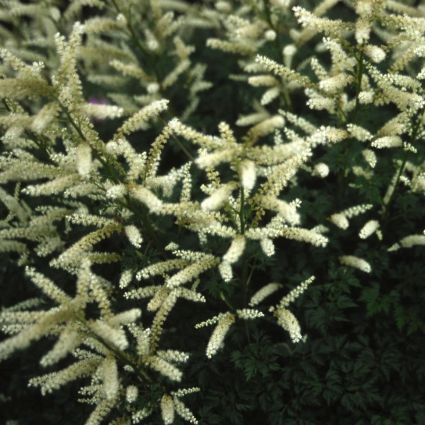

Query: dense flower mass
[[0, 0, 425, 424]]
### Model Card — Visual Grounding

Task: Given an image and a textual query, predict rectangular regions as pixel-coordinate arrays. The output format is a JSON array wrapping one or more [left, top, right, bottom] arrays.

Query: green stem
[[57, 99, 125, 182], [381, 112, 422, 217], [239, 186, 246, 234], [157, 116, 195, 161], [76, 315, 153, 385], [352, 49, 364, 121], [386, 157, 408, 208], [220, 292, 235, 311], [281, 83, 293, 112]]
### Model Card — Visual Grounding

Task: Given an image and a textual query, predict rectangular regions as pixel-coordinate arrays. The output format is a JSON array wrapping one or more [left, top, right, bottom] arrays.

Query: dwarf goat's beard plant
[[0, 0, 425, 424]]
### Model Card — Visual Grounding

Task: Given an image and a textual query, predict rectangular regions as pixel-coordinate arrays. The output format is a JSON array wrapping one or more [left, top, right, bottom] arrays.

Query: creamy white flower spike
[[362, 149, 377, 168], [126, 385, 138, 403], [124, 225, 143, 248], [101, 356, 119, 400], [265, 29, 277, 41], [218, 260, 233, 282], [372, 136, 403, 149], [364, 45, 386, 63], [201, 183, 236, 211], [389, 235, 425, 251], [223, 235, 246, 264], [161, 394, 175, 425], [206, 312, 235, 358], [131, 186, 163, 212], [260, 238, 275, 256], [274, 308, 303, 343], [279, 276, 315, 308], [359, 220, 379, 239], [313, 162, 329, 178], [239, 160, 256, 191], [339, 255, 372, 273]]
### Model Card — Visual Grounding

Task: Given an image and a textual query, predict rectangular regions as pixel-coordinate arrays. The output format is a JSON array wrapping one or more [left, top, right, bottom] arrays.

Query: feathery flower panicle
[[236, 309, 264, 320], [106, 183, 127, 199], [85, 397, 118, 425], [126, 385, 138, 403], [274, 308, 303, 343], [201, 182, 236, 211], [206, 312, 235, 358], [89, 320, 128, 350], [124, 225, 143, 248], [239, 160, 257, 191], [108, 309, 142, 327], [359, 220, 380, 239], [147, 356, 183, 382], [339, 255, 372, 273], [249, 283, 282, 306], [173, 397, 199, 424], [362, 149, 377, 168], [39, 325, 81, 367], [25, 267, 70, 304], [132, 408, 152, 424], [292, 6, 350, 37], [130, 186, 163, 212], [260, 238, 275, 256], [157, 350, 190, 364], [83, 102, 124, 120], [222, 235, 246, 264], [319, 73, 352, 94], [165, 255, 219, 288], [364, 44, 386, 63], [169, 118, 223, 149], [100, 356, 119, 400], [255, 54, 311, 88], [248, 75, 279, 87], [343, 204, 374, 219], [330, 204, 373, 229], [0, 306, 72, 362], [243, 115, 285, 145], [161, 395, 175, 425], [347, 124, 373, 142], [196, 149, 236, 169], [259, 196, 301, 225], [313, 162, 330, 178], [29, 358, 100, 396], [113, 99, 169, 140], [330, 212, 349, 229], [279, 227, 328, 247], [206, 38, 256, 56], [119, 270, 133, 289], [372, 136, 403, 149], [388, 235, 425, 251], [306, 89, 336, 113], [278, 276, 315, 308]]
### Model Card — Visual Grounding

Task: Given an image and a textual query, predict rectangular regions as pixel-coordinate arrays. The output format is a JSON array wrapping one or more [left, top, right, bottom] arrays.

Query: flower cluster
[[1, 0, 425, 424]]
